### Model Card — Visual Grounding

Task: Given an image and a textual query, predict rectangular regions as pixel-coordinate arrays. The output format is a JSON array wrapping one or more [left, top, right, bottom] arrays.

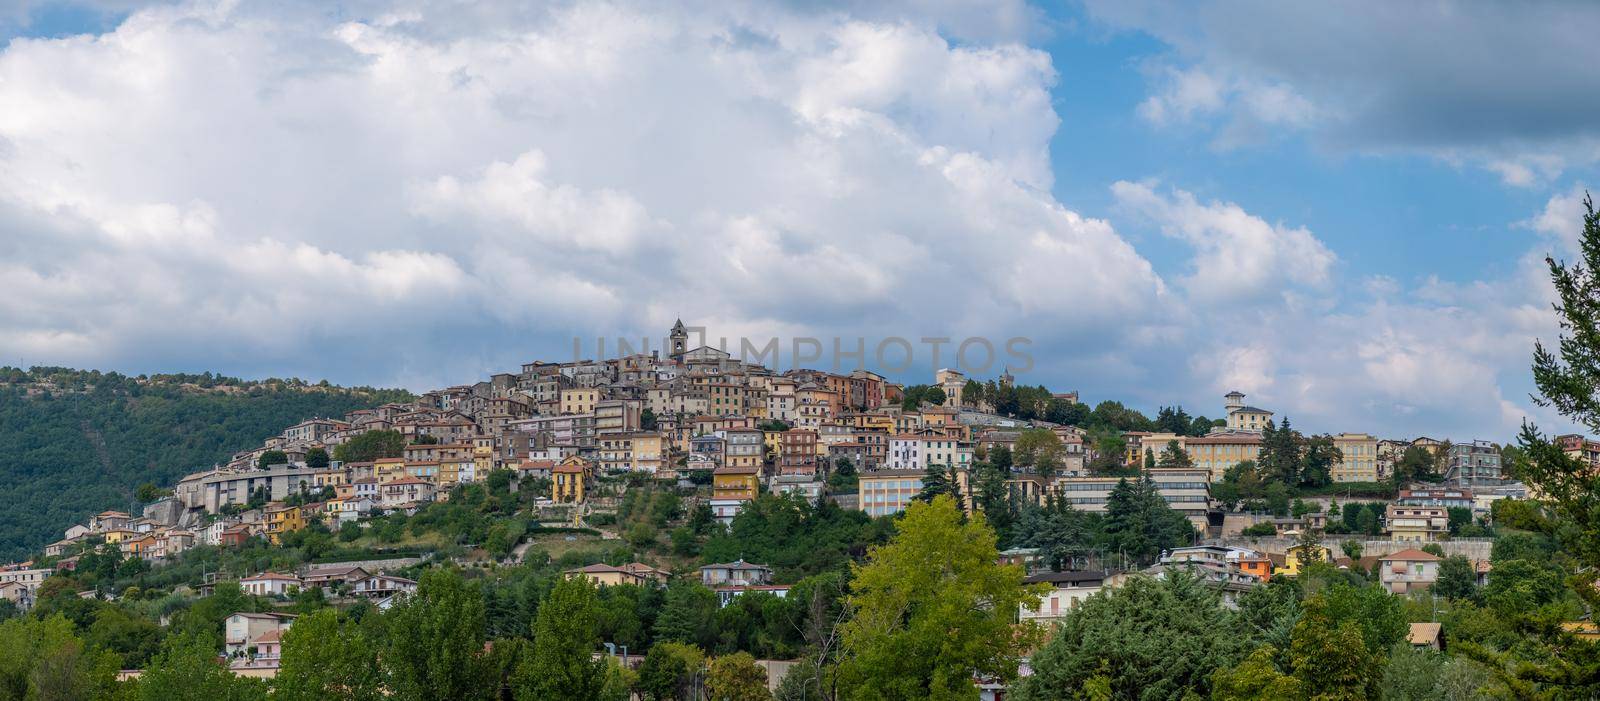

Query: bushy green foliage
[[333, 429, 408, 463], [838, 496, 1042, 700], [1015, 572, 1246, 700], [0, 367, 410, 559], [700, 493, 893, 581], [1241, 522, 1277, 537]]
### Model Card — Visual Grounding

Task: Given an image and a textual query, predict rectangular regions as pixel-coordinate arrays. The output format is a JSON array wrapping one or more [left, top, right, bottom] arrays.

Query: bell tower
[[669, 319, 688, 360]]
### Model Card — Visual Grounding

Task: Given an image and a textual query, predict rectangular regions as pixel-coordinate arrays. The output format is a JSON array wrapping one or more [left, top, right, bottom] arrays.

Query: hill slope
[[0, 366, 413, 561]]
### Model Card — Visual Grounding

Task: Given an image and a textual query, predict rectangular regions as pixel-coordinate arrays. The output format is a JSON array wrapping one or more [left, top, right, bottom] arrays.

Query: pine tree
[[914, 464, 956, 506], [1256, 419, 1303, 485], [1158, 440, 1192, 468]]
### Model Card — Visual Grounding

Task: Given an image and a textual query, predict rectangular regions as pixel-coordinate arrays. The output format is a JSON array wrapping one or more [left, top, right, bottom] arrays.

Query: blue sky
[[2, 0, 1596, 440]]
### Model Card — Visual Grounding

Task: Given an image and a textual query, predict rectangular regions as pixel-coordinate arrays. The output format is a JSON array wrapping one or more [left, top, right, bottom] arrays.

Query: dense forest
[[0, 367, 412, 561]]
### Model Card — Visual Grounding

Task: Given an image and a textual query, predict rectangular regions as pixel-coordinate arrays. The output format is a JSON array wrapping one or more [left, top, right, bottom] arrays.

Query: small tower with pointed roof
[[669, 319, 688, 360]]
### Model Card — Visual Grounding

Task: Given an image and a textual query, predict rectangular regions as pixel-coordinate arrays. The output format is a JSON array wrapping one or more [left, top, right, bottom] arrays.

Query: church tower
[[669, 319, 688, 360]]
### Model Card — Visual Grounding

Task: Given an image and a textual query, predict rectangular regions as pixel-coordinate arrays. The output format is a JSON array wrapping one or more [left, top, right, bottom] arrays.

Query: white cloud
[[0, 0, 1581, 441], [1110, 181, 1335, 304], [0, 0, 1161, 390]]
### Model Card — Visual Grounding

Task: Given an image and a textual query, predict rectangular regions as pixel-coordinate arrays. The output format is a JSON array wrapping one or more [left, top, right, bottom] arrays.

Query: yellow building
[[552, 456, 594, 503], [712, 466, 760, 502], [851, 414, 895, 433], [1332, 433, 1379, 482], [560, 388, 600, 415], [563, 563, 671, 588], [1561, 621, 1600, 642], [312, 468, 347, 489], [630, 433, 666, 473], [473, 436, 496, 475], [101, 529, 136, 544], [858, 468, 927, 517], [438, 459, 474, 484], [375, 458, 407, 483], [1122, 431, 1152, 465], [263, 503, 306, 545], [1275, 543, 1333, 577], [1186, 434, 1263, 482]]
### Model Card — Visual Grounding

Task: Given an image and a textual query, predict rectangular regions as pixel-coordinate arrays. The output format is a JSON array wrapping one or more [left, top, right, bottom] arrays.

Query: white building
[[887, 431, 972, 471], [239, 572, 302, 597], [1018, 570, 1127, 625]]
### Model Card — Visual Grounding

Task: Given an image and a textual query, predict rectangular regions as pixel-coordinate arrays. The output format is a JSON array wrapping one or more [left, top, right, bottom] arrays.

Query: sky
[[2, 0, 1597, 441]]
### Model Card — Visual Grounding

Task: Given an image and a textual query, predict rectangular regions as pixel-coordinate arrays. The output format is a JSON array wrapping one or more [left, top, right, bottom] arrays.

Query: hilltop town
[[2, 319, 1582, 697]]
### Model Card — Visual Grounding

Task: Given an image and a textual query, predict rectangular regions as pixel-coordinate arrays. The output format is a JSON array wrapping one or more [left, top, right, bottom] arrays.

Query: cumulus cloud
[[1110, 181, 1335, 304], [1086, 0, 1600, 184], [0, 0, 1581, 440], [0, 0, 1162, 391]]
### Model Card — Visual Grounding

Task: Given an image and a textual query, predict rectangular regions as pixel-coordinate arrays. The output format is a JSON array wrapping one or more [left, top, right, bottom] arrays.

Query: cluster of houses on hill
[[102, 322, 1530, 537], [17, 321, 1575, 620]]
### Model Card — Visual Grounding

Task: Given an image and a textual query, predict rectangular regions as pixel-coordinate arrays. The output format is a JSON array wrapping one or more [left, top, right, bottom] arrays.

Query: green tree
[[136, 631, 268, 701], [1103, 472, 1194, 564], [1293, 529, 1325, 570], [914, 464, 959, 506], [837, 495, 1044, 700], [85, 604, 163, 669], [1339, 539, 1362, 562], [1288, 596, 1377, 700], [1086, 426, 1127, 472], [1265, 481, 1290, 517], [636, 641, 704, 701], [654, 582, 719, 649], [972, 462, 1014, 541], [1356, 507, 1379, 536], [705, 652, 772, 701], [1210, 645, 1304, 701], [1434, 556, 1478, 602], [1299, 435, 1340, 488], [0, 615, 119, 701], [1014, 572, 1247, 700], [1380, 643, 1446, 701], [274, 608, 386, 701], [519, 575, 610, 700], [135, 481, 164, 503], [1291, 498, 1311, 518], [1256, 418, 1302, 485], [257, 449, 288, 468], [1391, 445, 1440, 485], [626, 521, 659, 549], [385, 569, 492, 701], [1241, 522, 1277, 537], [305, 447, 330, 468], [1481, 559, 1567, 615], [1155, 406, 1194, 435], [332, 429, 407, 463], [1157, 439, 1192, 468], [989, 445, 1013, 471], [1014, 429, 1065, 478]]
